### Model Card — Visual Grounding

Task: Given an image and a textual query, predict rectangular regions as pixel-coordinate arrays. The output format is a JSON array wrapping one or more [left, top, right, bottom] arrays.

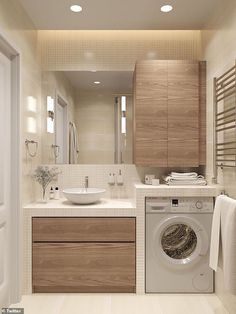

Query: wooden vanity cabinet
[[133, 60, 206, 167], [32, 217, 136, 293]]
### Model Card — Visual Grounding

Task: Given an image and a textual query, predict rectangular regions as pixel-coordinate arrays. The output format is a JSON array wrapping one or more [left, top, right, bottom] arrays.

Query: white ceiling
[[19, 0, 220, 30], [64, 71, 133, 93]]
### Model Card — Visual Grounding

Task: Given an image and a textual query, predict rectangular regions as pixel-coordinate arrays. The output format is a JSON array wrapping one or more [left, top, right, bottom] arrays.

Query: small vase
[[41, 187, 48, 203]]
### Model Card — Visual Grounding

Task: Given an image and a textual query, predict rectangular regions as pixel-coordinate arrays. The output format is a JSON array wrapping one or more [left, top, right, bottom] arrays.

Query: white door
[[0, 51, 11, 307]]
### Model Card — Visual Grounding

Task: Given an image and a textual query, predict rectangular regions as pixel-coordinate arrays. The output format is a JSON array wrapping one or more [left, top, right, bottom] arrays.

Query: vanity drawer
[[32, 242, 136, 293], [32, 217, 136, 242]]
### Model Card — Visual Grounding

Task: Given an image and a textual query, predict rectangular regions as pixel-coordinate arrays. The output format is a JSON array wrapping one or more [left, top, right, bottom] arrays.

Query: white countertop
[[134, 184, 220, 197], [24, 198, 135, 210]]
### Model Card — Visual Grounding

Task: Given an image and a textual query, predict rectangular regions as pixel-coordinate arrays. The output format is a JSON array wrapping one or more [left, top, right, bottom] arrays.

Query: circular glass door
[[154, 216, 209, 267], [161, 223, 197, 260]]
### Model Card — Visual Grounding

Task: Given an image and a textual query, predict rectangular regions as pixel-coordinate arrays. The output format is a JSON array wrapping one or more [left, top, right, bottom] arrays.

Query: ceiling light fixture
[[70, 4, 83, 13], [160, 4, 173, 13], [94, 81, 101, 85]]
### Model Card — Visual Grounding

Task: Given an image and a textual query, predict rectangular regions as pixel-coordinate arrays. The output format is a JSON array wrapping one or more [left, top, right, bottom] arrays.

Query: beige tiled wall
[[0, 0, 42, 204], [74, 92, 133, 164], [38, 30, 202, 71], [0, 0, 43, 298], [41, 71, 76, 164], [43, 164, 140, 200], [75, 92, 115, 164], [202, 0, 236, 312]]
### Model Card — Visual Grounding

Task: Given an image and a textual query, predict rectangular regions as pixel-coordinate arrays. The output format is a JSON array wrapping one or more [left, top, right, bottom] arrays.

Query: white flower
[[33, 166, 61, 190]]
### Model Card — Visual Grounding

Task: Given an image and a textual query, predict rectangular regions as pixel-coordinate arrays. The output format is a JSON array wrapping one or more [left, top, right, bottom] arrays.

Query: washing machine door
[[153, 215, 209, 268]]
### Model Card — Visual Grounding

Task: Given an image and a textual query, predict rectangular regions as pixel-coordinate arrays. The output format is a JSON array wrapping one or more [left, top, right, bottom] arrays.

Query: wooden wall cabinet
[[32, 217, 136, 293], [133, 60, 206, 167]]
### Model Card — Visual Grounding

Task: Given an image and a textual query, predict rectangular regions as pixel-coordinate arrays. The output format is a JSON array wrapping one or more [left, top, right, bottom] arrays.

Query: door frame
[[0, 31, 21, 304], [54, 91, 68, 164]]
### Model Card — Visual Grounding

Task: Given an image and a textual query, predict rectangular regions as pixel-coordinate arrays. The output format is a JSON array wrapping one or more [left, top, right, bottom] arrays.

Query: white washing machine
[[146, 197, 214, 293]]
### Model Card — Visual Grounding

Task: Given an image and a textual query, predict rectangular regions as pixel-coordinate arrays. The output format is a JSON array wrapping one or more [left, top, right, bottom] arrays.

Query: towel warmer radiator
[[212, 62, 236, 183]]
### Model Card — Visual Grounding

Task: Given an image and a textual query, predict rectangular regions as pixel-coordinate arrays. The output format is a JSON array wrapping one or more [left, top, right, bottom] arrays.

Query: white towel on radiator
[[209, 194, 236, 294]]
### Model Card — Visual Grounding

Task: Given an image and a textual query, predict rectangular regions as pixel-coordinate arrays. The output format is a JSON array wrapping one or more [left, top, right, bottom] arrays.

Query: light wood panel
[[167, 61, 199, 166], [133, 60, 206, 167], [199, 61, 206, 165], [134, 60, 168, 166], [33, 242, 136, 293], [168, 140, 199, 167], [32, 217, 135, 242]]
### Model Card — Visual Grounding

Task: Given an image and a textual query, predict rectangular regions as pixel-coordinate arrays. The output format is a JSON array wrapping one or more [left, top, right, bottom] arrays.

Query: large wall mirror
[[42, 70, 133, 164]]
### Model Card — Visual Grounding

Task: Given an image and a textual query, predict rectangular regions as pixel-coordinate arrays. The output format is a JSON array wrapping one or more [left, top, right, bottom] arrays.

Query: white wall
[[202, 1, 236, 312]]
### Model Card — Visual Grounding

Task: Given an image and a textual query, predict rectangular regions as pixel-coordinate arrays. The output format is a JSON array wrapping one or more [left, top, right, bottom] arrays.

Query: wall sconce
[[47, 96, 54, 133], [27, 96, 37, 112], [121, 96, 126, 134]]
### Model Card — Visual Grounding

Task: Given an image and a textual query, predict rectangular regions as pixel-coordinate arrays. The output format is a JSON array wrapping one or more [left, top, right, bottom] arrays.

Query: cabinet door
[[199, 61, 206, 165], [33, 243, 136, 293], [167, 61, 199, 167], [134, 60, 168, 166], [32, 217, 135, 242]]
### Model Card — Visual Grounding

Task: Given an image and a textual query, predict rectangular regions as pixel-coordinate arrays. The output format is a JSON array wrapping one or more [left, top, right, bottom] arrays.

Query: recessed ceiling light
[[70, 4, 82, 13], [94, 81, 101, 85], [160, 4, 173, 13]]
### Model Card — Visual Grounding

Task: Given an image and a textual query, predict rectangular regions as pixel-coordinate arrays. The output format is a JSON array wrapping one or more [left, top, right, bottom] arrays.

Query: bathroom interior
[[1, 0, 236, 313]]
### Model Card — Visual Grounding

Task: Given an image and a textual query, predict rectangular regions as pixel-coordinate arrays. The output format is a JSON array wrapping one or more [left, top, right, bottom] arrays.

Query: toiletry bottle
[[117, 169, 124, 186], [49, 187, 54, 200], [54, 187, 60, 200], [108, 173, 115, 185]]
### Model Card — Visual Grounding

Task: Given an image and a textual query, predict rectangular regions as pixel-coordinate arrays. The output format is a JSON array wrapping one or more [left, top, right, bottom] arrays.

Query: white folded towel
[[166, 175, 205, 182], [209, 194, 236, 295], [171, 172, 198, 178], [167, 180, 207, 186]]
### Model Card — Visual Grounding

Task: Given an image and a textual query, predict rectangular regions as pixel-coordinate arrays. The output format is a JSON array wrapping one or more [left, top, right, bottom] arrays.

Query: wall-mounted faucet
[[84, 176, 89, 190]]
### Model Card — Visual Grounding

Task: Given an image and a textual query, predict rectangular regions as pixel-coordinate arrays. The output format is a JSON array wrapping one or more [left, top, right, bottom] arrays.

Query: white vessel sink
[[63, 188, 106, 205]]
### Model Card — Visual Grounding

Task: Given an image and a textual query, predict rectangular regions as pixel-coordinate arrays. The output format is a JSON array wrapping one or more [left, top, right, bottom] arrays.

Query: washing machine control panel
[[146, 197, 214, 213]]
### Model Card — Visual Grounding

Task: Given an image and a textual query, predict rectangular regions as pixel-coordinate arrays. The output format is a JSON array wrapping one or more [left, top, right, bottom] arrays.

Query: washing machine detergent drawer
[[146, 212, 214, 293]]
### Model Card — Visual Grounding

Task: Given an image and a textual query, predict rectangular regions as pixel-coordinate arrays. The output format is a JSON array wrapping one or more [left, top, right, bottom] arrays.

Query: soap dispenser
[[117, 169, 124, 186], [108, 173, 115, 186]]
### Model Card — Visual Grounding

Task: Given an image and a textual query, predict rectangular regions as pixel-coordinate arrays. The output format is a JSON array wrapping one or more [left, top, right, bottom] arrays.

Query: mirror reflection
[[42, 71, 133, 164]]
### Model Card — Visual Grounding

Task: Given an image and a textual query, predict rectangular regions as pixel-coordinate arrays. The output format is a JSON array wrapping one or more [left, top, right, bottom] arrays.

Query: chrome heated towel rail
[[212, 62, 236, 183]]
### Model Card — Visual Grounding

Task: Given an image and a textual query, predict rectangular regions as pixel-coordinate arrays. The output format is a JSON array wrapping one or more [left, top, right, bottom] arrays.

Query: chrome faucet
[[84, 176, 89, 190]]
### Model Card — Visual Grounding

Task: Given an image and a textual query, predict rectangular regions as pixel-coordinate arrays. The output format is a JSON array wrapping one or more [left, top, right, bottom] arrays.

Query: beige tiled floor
[[11, 294, 229, 314]]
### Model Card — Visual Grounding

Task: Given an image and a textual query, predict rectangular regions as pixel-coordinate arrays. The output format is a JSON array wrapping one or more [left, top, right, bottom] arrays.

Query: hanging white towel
[[209, 194, 236, 295], [69, 122, 79, 164], [209, 195, 224, 271], [221, 196, 236, 294]]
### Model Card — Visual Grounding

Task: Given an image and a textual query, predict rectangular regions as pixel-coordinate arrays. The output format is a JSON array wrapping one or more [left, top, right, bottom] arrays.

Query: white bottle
[[49, 187, 54, 200], [54, 187, 60, 200], [108, 173, 115, 186], [117, 169, 124, 186]]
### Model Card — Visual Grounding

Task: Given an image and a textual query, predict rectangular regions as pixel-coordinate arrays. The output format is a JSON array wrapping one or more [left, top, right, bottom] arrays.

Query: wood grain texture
[[135, 139, 167, 167], [32, 217, 136, 243], [133, 60, 204, 167], [168, 139, 199, 167], [199, 61, 206, 165], [167, 60, 199, 143], [32, 242, 136, 293], [134, 60, 168, 166]]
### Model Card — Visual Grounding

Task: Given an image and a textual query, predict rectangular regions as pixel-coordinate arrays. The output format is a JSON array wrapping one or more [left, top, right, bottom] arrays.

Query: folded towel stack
[[164, 172, 207, 186]]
